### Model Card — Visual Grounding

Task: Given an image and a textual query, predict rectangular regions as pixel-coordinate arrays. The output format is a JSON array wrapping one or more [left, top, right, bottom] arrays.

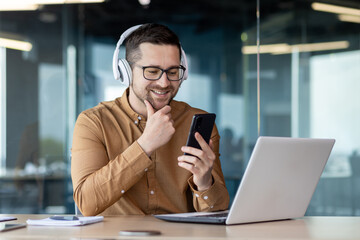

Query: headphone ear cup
[[180, 47, 188, 80], [118, 59, 132, 87], [113, 24, 142, 84]]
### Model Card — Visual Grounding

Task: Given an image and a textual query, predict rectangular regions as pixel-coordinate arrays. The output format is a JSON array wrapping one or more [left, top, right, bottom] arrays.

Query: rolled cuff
[[188, 175, 229, 212]]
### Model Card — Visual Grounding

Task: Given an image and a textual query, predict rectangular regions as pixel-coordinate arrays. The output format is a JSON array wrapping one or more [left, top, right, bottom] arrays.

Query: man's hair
[[125, 23, 181, 65]]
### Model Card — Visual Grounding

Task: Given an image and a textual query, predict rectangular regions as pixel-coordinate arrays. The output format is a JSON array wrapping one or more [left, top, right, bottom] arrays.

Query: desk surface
[[1, 214, 360, 239]]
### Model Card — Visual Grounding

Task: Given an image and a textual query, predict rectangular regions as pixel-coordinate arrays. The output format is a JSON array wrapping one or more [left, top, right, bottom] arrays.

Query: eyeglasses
[[134, 64, 186, 81]]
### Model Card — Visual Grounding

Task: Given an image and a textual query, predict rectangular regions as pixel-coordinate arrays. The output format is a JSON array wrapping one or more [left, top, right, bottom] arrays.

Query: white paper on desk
[[26, 216, 104, 226]]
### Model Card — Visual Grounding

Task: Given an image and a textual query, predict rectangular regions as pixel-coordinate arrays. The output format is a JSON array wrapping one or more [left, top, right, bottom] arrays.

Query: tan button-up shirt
[[71, 89, 229, 216]]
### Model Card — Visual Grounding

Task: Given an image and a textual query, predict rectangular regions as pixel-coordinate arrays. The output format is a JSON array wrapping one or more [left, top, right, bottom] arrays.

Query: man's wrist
[[196, 176, 214, 192], [137, 137, 153, 156]]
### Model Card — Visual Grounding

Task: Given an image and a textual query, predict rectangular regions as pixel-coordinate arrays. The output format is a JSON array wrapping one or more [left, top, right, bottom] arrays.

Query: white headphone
[[112, 24, 188, 87]]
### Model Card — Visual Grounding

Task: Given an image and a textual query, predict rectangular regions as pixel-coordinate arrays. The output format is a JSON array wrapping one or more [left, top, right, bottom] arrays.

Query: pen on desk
[[50, 215, 79, 221]]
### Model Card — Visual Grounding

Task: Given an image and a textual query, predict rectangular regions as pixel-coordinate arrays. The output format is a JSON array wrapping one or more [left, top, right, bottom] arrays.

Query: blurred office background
[[0, 0, 359, 215]]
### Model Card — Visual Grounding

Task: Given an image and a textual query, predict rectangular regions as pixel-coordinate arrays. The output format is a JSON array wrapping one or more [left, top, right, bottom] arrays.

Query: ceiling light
[[312, 2, 360, 16], [242, 44, 291, 55], [290, 41, 349, 53], [0, 38, 33, 52], [138, 0, 151, 6], [338, 14, 360, 24], [0, 0, 104, 11], [242, 41, 349, 55], [34, 0, 105, 4], [0, 3, 39, 11]]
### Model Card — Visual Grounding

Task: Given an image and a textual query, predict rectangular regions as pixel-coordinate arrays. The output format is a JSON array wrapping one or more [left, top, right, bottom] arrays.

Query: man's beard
[[146, 94, 174, 111], [132, 83, 179, 111]]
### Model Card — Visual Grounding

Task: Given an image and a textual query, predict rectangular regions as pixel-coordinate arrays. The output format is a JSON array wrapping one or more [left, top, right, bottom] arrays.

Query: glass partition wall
[[0, 5, 78, 213], [0, 0, 359, 215], [247, 1, 360, 215]]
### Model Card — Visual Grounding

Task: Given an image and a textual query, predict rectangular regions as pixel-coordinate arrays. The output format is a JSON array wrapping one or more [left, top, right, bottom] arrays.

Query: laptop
[[154, 136, 335, 225]]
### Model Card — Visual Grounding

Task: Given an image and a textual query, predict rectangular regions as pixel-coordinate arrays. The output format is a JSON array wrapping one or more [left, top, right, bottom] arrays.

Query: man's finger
[[144, 100, 155, 118], [181, 145, 203, 158], [209, 139, 214, 151], [158, 105, 172, 114], [195, 132, 212, 152], [178, 161, 199, 175], [178, 155, 203, 168]]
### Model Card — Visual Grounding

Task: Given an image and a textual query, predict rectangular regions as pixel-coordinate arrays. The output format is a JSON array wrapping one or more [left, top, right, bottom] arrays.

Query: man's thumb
[[144, 100, 155, 117]]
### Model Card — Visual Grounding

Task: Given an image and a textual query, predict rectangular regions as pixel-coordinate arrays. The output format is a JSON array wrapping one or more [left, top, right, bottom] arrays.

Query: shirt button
[[121, 190, 125, 194], [203, 196, 208, 200], [210, 205, 214, 209], [134, 120, 138, 125], [138, 116, 142, 120], [144, 168, 148, 172], [150, 190, 155, 195], [195, 193, 199, 197]]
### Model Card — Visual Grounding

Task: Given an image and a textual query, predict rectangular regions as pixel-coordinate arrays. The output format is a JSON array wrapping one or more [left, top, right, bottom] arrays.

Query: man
[[71, 23, 229, 216]]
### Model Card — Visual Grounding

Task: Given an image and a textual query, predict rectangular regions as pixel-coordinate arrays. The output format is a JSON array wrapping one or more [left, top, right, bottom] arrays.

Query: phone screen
[[184, 113, 216, 155], [0, 223, 26, 232]]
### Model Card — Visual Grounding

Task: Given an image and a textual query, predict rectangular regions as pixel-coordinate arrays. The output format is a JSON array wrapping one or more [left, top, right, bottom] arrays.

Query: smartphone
[[0, 223, 26, 232], [119, 230, 161, 236], [184, 113, 216, 155]]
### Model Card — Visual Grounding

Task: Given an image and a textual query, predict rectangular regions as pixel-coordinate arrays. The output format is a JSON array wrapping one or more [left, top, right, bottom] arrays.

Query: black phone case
[[184, 113, 216, 155]]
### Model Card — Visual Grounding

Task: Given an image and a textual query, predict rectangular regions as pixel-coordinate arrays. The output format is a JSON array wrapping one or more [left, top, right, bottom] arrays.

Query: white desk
[[1, 214, 360, 239]]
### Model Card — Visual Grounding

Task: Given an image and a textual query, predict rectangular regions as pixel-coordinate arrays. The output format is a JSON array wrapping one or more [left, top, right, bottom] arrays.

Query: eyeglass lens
[[143, 67, 184, 81]]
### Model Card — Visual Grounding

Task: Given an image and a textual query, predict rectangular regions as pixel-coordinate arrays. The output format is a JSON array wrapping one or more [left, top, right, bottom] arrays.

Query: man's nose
[[157, 72, 171, 87]]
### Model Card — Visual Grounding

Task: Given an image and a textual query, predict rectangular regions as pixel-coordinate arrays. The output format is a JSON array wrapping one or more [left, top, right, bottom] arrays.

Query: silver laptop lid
[[226, 136, 335, 225]]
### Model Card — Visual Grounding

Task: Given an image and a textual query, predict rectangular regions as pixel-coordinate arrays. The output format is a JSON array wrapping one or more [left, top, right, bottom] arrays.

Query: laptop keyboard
[[194, 212, 228, 219]]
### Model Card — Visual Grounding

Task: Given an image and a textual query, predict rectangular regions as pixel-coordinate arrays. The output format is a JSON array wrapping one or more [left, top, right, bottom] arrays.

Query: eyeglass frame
[[132, 63, 186, 81]]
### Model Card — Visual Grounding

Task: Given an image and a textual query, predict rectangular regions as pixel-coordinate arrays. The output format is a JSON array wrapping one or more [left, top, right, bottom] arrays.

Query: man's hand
[[178, 132, 215, 191], [137, 100, 175, 156]]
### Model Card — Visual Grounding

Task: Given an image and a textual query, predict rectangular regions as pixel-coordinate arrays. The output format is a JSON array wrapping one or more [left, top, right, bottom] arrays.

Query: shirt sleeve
[[71, 112, 152, 216], [187, 125, 230, 212]]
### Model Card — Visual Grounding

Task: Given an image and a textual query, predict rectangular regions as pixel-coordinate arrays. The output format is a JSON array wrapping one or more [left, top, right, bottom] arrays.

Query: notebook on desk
[[155, 136, 335, 225], [26, 216, 104, 226]]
